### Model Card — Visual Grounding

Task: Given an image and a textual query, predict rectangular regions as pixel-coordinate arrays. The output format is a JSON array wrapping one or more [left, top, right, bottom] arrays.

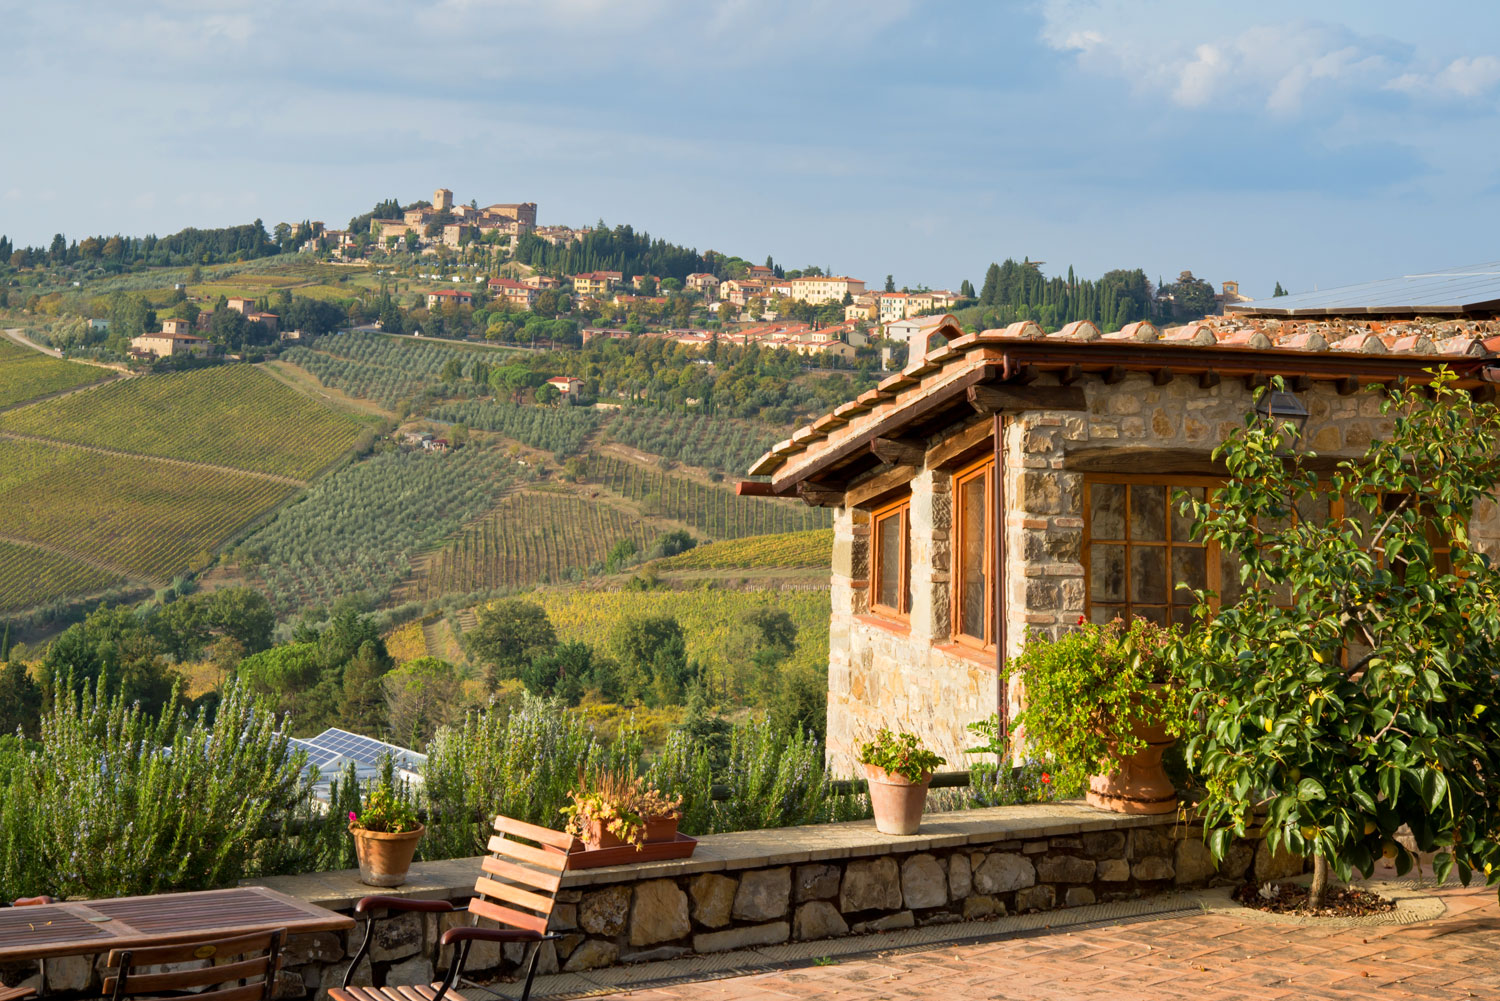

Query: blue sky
[[3, 1, 1499, 299]]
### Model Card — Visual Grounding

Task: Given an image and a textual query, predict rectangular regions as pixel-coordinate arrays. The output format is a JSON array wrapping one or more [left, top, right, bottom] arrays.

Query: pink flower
[[349, 811, 357, 823]]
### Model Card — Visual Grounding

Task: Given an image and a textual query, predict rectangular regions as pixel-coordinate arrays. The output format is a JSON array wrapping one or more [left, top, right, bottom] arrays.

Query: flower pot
[[581, 818, 628, 850], [1086, 712, 1176, 816], [644, 815, 679, 844], [350, 824, 425, 887], [865, 764, 932, 835]]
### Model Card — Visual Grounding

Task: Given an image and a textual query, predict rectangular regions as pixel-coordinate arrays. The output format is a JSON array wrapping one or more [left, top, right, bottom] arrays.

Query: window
[[952, 456, 995, 646], [1084, 476, 1214, 626], [870, 496, 911, 619]]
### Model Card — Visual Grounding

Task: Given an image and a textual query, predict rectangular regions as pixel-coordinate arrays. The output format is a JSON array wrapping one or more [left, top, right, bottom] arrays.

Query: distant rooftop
[[1232, 262, 1500, 318]]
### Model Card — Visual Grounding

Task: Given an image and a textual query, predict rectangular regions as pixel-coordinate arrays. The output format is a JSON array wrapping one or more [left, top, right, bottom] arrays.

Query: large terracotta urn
[[865, 764, 933, 835], [1086, 715, 1176, 815]]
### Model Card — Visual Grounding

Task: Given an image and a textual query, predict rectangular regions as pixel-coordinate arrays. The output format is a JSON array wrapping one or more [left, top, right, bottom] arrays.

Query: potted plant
[[1006, 617, 1186, 814], [349, 776, 424, 887], [858, 728, 946, 835], [561, 772, 683, 851]]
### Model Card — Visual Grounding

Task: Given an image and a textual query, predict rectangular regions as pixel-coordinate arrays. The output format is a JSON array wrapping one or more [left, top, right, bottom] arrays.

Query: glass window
[[870, 497, 911, 619], [1085, 476, 1212, 625], [953, 457, 996, 646]]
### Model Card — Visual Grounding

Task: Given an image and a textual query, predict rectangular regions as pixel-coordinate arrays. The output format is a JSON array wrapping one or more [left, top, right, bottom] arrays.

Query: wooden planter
[[350, 824, 425, 887], [865, 764, 933, 835]]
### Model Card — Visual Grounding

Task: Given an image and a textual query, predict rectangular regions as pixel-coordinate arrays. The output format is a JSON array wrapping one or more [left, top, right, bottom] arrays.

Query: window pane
[[1091, 483, 1126, 539], [1171, 547, 1207, 595], [1135, 606, 1168, 625], [1090, 544, 1126, 602], [1171, 606, 1195, 628], [877, 513, 900, 609], [1131, 546, 1167, 603], [1172, 486, 1205, 543], [1295, 494, 1330, 527], [1220, 551, 1245, 604], [960, 474, 986, 638], [1130, 485, 1166, 541], [1091, 604, 1124, 625]]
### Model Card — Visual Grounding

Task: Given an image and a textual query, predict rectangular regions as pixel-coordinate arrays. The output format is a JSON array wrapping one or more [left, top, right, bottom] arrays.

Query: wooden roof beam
[[967, 383, 1087, 415], [870, 435, 926, 467]]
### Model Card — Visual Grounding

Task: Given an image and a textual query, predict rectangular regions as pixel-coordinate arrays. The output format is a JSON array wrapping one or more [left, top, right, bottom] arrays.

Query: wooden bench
[[333, 816, 569, 1001]]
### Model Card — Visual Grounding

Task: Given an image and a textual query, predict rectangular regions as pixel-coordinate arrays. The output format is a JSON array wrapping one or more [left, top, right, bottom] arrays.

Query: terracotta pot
[[865, 764, 932, 835], [350, 823, 424, 887], [1086, 698, 1176, 815], [644, 815, 679, 844], [581, 818, 627, 850]]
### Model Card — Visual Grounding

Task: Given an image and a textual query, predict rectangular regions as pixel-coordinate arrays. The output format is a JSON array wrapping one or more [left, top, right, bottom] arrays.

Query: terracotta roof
[[746, 312, 1500, 480]]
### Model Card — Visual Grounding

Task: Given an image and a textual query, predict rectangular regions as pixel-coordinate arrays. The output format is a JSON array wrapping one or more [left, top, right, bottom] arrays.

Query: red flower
[[1076, 615, 1086, 625], [1041, 773, 1052, 784]]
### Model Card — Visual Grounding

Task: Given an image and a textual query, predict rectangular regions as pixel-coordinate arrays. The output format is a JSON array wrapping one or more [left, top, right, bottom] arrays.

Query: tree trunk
[[1307, 852, 1330, 910]]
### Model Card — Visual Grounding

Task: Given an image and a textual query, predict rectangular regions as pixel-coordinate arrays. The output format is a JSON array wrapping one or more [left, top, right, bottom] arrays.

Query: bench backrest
[[104, 929, 284, 1001], [471, 815, 572, 934]]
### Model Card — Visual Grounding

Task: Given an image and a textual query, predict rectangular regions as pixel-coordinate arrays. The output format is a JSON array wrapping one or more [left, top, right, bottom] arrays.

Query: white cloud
[[1036, 1, 1497, 117]]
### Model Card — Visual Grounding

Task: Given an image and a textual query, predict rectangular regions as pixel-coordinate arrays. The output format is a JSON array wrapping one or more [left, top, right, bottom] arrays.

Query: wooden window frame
[[869, 495, 912, 621], [951, 454, 996, 649]]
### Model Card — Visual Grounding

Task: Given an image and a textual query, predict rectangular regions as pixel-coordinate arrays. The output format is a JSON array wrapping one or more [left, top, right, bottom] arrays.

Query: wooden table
[[0, 886, 354, 962]]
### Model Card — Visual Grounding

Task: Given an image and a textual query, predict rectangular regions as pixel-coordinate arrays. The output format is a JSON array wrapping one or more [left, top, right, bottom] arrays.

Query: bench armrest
[[439, 927, 550, 947], [354, 895, 464, 915]]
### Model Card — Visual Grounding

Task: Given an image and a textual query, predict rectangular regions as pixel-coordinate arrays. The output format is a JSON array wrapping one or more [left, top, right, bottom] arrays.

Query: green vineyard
[[651, 529, 834, 571], [0, 540, 123, 613], [414, 491, 658, 598], [0, 438, 293, 587], [0, 365, 367, 479], [0, 338, 111, 410], [585, 453, 830, 539]]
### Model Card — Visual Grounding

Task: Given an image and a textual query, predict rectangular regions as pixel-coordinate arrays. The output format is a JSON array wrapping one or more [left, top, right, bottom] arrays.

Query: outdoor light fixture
[[1255, 389, 1310, 447]]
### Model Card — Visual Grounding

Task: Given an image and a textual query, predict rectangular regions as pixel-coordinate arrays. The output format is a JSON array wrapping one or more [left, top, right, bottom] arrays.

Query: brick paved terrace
[[580, 871, 1498, 1001]]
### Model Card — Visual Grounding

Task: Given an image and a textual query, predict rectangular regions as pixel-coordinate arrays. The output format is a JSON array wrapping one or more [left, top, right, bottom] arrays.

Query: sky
[[3, 0, 1499, 299]]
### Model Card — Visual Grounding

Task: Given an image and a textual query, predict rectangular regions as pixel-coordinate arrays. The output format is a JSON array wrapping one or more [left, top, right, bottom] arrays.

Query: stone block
[[840, 857, 903, 912], [550, 902, 578, 931], [973, 853, 1035, 894], [1035, 855, 1096, 883], [630, 879, 691, 947], [369, 913, 423, 963], [948, 853, 972, 899], [580, 885, 631, 937], [795, 864, 841, 902], [1022, 840, 1049, 854], [690, 872, 738, 928], [502, 939, 557, 974], [1096, 858, 1130, 882], [1131, 857, 1175, 881], [1219, 842, 1255, 881], [962, 895, 1004, 919], [437, 913, 500, 972], [794, 901, 849, 940], [385, 956, 434, 990], [1127, 827, 1173, 861], [693, 921, 789, 954], [1063, 887, 1096, 907], [1015, 885, 1056, 912], [1048, 837, 1082, 849], [45, 956, 93, 993], [1254, 841, 1305, 882], [554, 934, 583, 962], [1175, 839, 1217, 885], [563, 940, 618, 972], [1081, 831, 1126, 857], [851, 911, 914, 934], [901, 853, 947, 910], [272, 969, 306, 1000], [732, 867, 790, 922], [283, 932, 343, 968]]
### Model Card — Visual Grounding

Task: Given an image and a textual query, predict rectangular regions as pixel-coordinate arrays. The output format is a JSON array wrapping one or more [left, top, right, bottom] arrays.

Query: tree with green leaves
[[466, 600, 558, 683], [0, 660, 42, 739], [884, 275, 895, 293], [1177, 371, 1500, 908], [1273, 281, 1288, 297]]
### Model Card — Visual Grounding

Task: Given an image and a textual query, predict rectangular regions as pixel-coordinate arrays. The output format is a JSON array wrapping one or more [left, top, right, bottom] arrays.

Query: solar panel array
[[1231, 261, 1500, 317], [286, 728, 427, 800]]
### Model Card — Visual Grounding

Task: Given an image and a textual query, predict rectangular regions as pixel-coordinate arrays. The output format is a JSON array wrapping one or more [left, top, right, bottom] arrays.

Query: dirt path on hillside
[[2, 327, 133, 372], [0, 431, 308, 487], [0, 532, 153, 585]]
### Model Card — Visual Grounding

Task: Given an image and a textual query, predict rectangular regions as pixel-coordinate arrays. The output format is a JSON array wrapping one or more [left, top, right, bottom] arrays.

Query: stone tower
[[433, 188, 454, 211]]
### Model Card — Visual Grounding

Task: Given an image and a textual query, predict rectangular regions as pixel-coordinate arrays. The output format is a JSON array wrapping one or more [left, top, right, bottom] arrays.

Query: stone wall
[[826, 371, 1500, 772]]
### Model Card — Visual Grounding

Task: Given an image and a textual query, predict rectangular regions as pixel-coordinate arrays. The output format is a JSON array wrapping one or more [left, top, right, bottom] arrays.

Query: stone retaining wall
[[4, 806, 1303, 1000]]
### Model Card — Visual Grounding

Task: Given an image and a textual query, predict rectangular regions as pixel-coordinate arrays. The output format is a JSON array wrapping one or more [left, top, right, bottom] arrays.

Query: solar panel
[[1230, 261, 1500, 317], [303, 728, 427, 773], [287, 736, 344, 771]]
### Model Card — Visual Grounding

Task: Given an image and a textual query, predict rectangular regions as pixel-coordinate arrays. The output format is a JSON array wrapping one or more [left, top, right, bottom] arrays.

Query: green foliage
[[650, 529, 832, 571], [1006, 618, 1183, 796], [857, 728, 946, 782], [0, 681, 307, 898], [963, 715, 1058, 807], [0, 662, 41, 739], [466, 599, 558, 681], [0, 540, 122, 614], [587, 453, 830, 537], [0, 337, 109, 409], [1177, 372, 1500, 892], [351, 768, 419, 834]]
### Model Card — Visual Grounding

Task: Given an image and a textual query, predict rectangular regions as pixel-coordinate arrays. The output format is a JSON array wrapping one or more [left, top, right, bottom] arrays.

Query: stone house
[[742, 286, 1500, 773]]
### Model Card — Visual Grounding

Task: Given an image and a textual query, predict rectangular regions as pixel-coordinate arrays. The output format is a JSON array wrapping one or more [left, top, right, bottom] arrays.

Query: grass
[[0, 338, 111, 410], [0, 438, 294, 586], [652, 529, 834, 571], [0, 365, 368, 479], [0, 540, 123, 612]]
